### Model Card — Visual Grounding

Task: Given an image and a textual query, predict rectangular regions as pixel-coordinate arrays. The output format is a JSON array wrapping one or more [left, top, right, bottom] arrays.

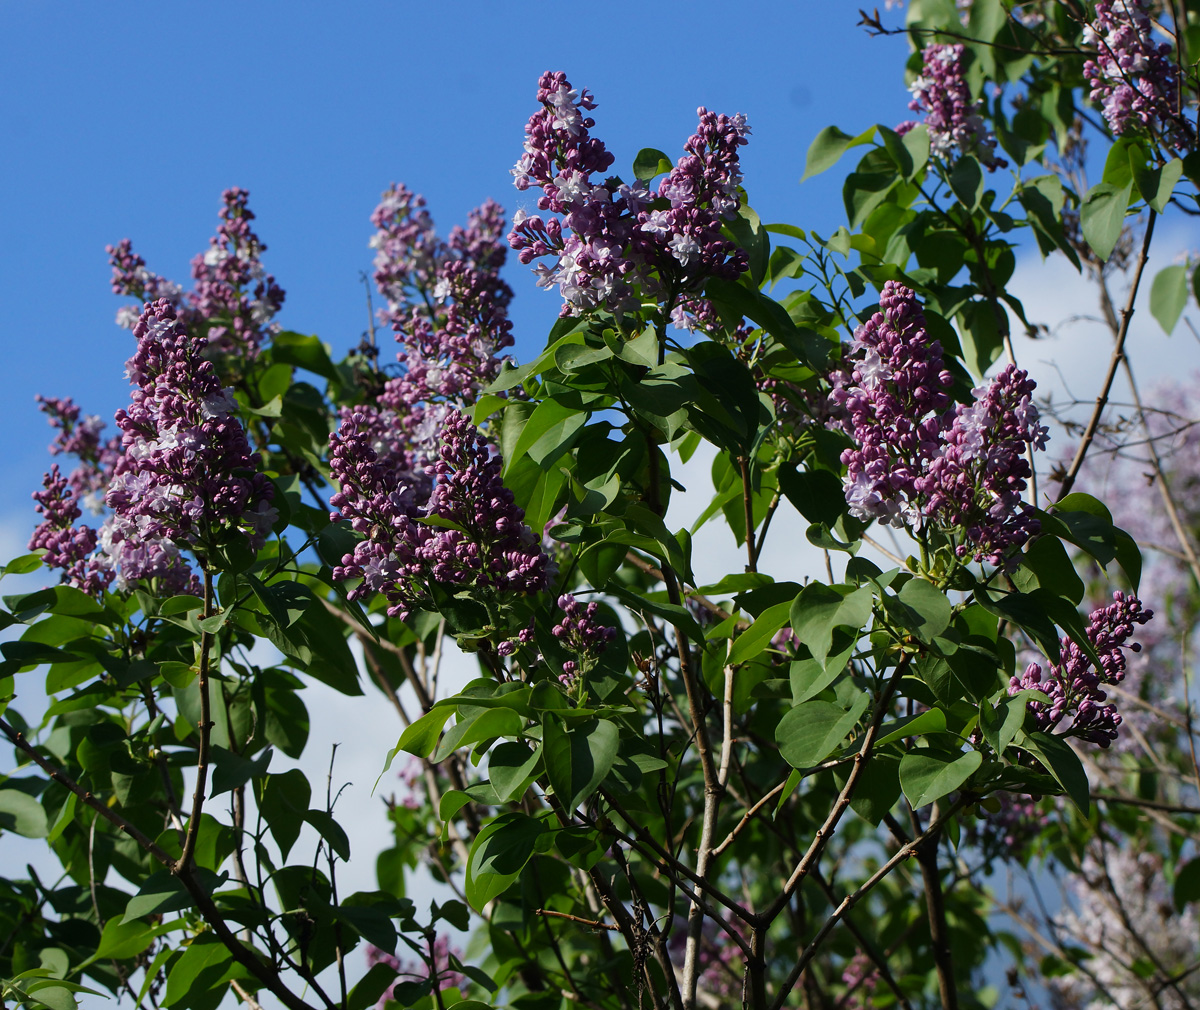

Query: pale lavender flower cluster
[[36, 396, 121, 511], [552, 593, 617, 684], [1054, 844, 1200, 1009], [330, 408, 549, 620], [1009, 591, 1152, 746], [508, 70, 749, 315], [108, 188, 285, 359], [830, 283, 1045, 564], [1083, 0, 1193, 149], [365, 937, 467, 1005], [106, 299, 277, 557], [971, 792, 1048, 855], [841, 952, 880, 1010], [29, 466, 111, 596], [371, 188, 514, 404], [900, 44, 1006, 170]]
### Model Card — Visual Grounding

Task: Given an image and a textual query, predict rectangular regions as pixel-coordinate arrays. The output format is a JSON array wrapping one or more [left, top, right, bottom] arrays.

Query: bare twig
[[1057, 211, 1158, 500]]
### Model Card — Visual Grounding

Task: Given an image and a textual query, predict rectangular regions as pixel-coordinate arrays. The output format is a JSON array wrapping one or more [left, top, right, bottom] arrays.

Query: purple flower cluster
[[508, 71, 749, 315], [36, 396, 121, 510], [841, 952, 880, 1010], [106, 299, 276, 558], [108, 188, 285, 359], [900, 44, 1006, 170], [29, 466, 111, 596], [188, 187, 286, 358], [830, 282, 1045, 564], [1083, 0, 1193, 149], [371, 188, 514, 405], [1009, 591, 1153, 746], [365, 936, 466, 1004], [330, 407, 549, 620], [551, 593, 617, 684]]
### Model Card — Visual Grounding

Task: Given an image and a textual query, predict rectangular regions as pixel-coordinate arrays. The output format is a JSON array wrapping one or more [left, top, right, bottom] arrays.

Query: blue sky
[[0, 1, 915, 530]]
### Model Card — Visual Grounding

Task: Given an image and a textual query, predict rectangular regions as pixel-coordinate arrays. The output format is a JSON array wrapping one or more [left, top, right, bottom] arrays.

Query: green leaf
[[874, 708, 947, 747], [1080, 180, 1132, 263], [789, 639, 855, 704], [802, 125, 874, 181], [162, 937, 239, 1007], [1017, 730, 1089, 813], [506, 398, 588, 474], [464, 813, 547, 910], [271, 330, 338, 380], [305, 809, 351, 861], [488, 741, 540, 803], [776, 693, 870, 768], [434, 707, 524, 763], [894, 578, 952, 643], [847, 753, 901, 825], [728, 600, 793, 666], [633, 148, 673, 181], [1174, 857, 1200, 912], [899, 749, 983, 809], [949, 155, 983, 211], [789, 583, 872, 667], [394, 707, 454, 760], [348, 963, 401, 1010], [1133, 156, 1183, 213], [1150, 264, 1190, 334], [1012, 535, 1085, 605], [258, 769, 311, 861], [0, 788, 47, 837], [543, 717, 619, 812], [123, 869, 226, 922], [3, 554, 45, 576]]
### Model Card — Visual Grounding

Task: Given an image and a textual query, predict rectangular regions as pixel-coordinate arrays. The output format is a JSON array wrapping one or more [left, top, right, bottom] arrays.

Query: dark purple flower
[[1010, 591, 1153, 746], [552, 592, 617, 685], [29, 465, 111, 596]]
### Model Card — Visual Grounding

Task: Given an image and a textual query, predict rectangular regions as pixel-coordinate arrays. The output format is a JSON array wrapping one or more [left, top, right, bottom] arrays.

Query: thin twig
[[1057, 211, 1158, 500]]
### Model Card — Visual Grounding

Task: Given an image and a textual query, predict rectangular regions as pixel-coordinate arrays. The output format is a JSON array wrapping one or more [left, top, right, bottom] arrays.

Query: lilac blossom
[[552, 592, 617, 684], [1083, 0, 1193, 149], [35, 396, 121, 511], [371, 188, 515, 404], [1009, 591, 1153, 747], [106, 299, 276, 557], [918, 364, 1046, 565], [829, 281, 954, 529], [108, 188, 285, 359], [1053, 843, 1200, 1010], [841, 952, 881, 1010], [831, 283, 1045, 563], [902, 44, 1006, 170], [330, 407, 549, 621], [29, 466, 111, 596], [509, 71, 749, 315], [365, 936, 467, 1006]]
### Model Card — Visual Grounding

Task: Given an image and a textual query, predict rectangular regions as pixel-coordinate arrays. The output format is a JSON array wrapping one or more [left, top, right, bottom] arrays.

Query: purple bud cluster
[[36, 396, 121, 510], [1009, 591, 1153, 746], [371, 189, 515, 405], [901, 44, 1007, 170], [188, 187, 286, 358], [107, 189, 285, 359], [830, 282, 1045, 563], [552, 593, 617, 684], [106, 239, 185, 326], [29, 466, 111, 596], [975, 792, 1048, 852], [330, 407, 549, 620], [1083, 0, 1193, 149], [107, 299, 276, 556], [508, 71, 749, 315]]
